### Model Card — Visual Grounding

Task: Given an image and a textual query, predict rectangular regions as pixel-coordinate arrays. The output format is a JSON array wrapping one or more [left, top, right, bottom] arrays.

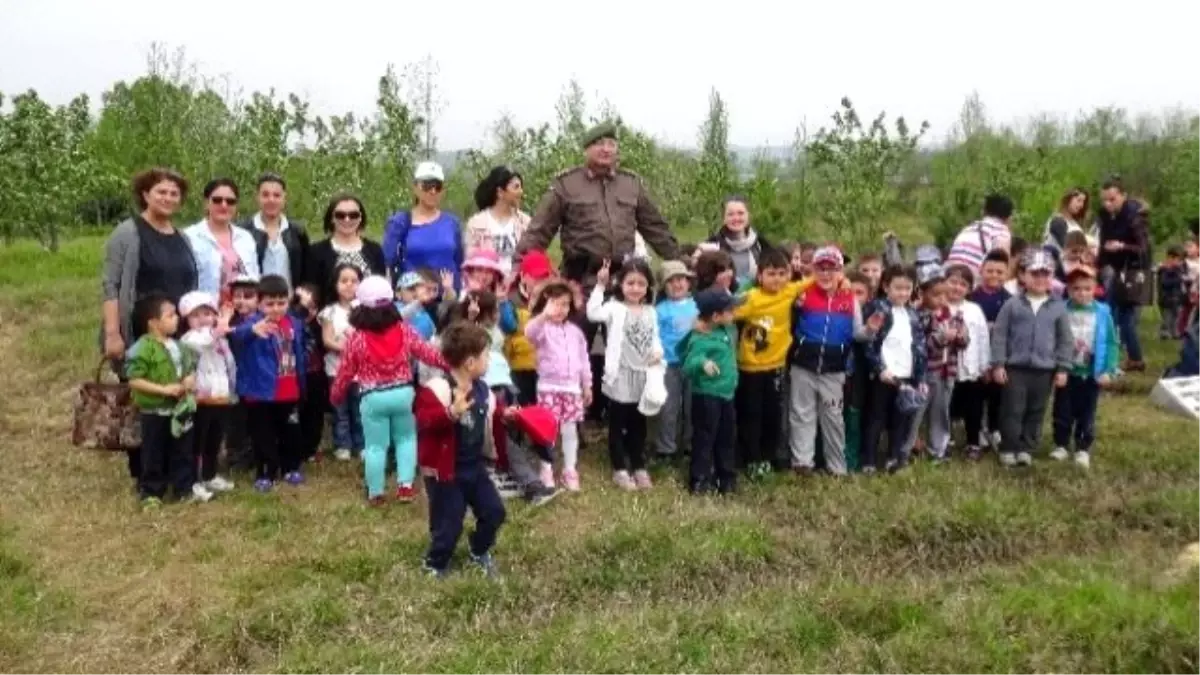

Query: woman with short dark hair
[[239, 173, 309, 290], [304, 193, 386, 303]]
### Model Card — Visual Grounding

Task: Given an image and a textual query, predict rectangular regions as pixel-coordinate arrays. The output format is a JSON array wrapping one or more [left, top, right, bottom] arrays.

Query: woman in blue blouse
[[382, 161, 464, 290]]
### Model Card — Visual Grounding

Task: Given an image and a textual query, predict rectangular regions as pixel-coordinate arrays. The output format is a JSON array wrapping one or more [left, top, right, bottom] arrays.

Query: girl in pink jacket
[[524, 281, 592, 492]]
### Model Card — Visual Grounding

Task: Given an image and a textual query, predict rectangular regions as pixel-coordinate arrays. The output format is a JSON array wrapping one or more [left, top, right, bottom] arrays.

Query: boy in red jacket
[[415, 322, 510, 579]]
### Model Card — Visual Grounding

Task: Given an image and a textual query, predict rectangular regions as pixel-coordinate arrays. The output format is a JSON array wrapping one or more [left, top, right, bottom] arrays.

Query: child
[[968, 251, 1012, 450], [943, 264, 991, 461], [695, 249, 736, 294], [395, 271, 438, 341], [292, 284, 327, 463], [224, 273, 260, 472], [917, 271, 970, 463], [776, 241, 805, 281], [843, 271, 874, 471], [733, 248, 816, 478], [526, 281, 592, 491], [861, 265, 927, 474], [178, 291, 237, 495], [319, 263, 364, 461], [126, 293, 203, 507], [587, 258, 663, 490], [1184, 236, 1200, 286], [679, 289, 739, 494], [787, 246, 864, 476], [797, 242, 817, 278], [1157, 245, 1186, 339], [463, 250, 504, 294], [654, 260, 698, 462], [857, 253, 883, 296], [506, 250, 555, 405], [414, 322, 508, 580], [1051, 265, 1118, 469], [330, 275, 449, 505], [990, 250, 1074, 467], [230, 275, 308, 491]]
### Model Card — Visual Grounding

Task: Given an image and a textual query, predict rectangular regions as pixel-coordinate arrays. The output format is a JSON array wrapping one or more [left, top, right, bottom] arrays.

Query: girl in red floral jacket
[[330, 275, 448, 505], [414, 322, 510, 579]]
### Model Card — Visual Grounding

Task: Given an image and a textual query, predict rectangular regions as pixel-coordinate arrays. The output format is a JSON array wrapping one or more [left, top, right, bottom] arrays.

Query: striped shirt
[[945, 217, 1012, 277]]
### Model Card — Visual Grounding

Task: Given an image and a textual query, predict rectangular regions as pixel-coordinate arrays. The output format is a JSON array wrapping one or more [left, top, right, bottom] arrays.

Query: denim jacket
[[185, 220, 261, 296]]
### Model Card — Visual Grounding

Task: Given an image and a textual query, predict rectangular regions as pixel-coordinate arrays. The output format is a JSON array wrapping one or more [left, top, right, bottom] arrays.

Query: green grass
[[0, 236, 1196, 673]]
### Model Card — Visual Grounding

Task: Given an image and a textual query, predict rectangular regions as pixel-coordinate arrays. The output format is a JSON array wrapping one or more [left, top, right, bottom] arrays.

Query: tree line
[[0, 44, 1196, 254]]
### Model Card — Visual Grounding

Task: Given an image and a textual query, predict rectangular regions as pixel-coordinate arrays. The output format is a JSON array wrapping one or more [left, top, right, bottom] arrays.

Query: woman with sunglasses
[[185, 178, 261, 300], [305, 193, 387, 304], [382, 161, 465, 290]]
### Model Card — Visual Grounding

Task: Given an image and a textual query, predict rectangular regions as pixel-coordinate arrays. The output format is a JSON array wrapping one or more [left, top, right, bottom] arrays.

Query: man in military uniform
[[516, 122, 680, 284]]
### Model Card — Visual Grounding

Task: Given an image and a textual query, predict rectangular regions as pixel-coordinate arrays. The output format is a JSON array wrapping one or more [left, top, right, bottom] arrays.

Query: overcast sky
[[1, 0, 1194, 150]]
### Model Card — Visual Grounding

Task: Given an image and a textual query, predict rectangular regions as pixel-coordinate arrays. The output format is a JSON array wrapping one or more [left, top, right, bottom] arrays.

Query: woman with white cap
[[382, 161, 465, 290]]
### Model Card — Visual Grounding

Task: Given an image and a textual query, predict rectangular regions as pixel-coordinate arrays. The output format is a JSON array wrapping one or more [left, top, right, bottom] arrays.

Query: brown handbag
[[71, 358, 141, 451]]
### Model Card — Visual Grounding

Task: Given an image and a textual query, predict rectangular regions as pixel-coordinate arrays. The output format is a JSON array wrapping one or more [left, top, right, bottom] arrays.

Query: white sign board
[[1149, 376, 1200, 420]]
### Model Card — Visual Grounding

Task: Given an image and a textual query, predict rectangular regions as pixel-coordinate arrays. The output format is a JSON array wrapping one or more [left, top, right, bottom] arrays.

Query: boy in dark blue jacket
[[1157, 245, 1186, 339], [230, 274, 308, 491]]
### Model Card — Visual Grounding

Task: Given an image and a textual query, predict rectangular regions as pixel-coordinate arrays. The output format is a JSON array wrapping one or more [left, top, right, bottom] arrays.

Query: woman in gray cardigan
[[101, 168, 199, 478], [102, 168, 199, 359]]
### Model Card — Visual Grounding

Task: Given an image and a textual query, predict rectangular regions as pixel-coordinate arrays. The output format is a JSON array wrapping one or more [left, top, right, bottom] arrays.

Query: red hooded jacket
[[329, 322, 448, 405], [415, 376, 506, 482]]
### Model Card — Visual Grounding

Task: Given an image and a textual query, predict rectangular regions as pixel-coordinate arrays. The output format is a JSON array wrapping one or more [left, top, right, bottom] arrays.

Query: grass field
[[0, 236, 1197, 673]]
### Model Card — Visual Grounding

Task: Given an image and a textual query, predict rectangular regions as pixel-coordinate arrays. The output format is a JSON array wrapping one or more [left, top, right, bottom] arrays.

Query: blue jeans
[[1113, 304, 1143, 362], [332, 385, 364, 451]]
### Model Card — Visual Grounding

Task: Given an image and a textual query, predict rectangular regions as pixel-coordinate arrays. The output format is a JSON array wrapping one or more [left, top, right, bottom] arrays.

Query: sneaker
[[1073, 451, 1091, 469], [422, 562, 449, 580], [206, 475, 235, 492], [284, 471, 305, 486], [395, 484, 416, 503], [254, 478, 274, 493], [468, 551, 501, 580], [689, 479, 715, 495], [633, 469, 653, 489], [189, 482, 214, 503], [140, 496, 163, 511], [966, 446, 982, 462], [562, 469, 581, 492], [613, 470, 636, 491], [539, 463, 556, 489], [793, 465, 814, 478], [367, 495, 388, 507], [1050, 447, 1069, 461], [988, 431, 1002, 451], [716, 478, 738, 495], [334, 448, 352, 462], [528, 485, 560, 507], [930, 455, 949, 466], [490, 471, 523, 500], [861, 465, 877, 476], [1016, 452, 1033, 467], [998, 452, 1017, 467]]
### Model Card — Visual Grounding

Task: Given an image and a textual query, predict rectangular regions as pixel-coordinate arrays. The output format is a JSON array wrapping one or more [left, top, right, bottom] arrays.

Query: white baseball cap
[[414, 161, 445, 182]]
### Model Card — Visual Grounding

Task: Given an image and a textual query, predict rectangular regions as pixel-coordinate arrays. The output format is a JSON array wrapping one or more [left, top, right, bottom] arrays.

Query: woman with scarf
[[704, 196, 772, 291]]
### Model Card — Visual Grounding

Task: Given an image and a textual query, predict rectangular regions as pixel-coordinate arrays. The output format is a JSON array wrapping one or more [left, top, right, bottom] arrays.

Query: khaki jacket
[[517, 166, 679, 276]]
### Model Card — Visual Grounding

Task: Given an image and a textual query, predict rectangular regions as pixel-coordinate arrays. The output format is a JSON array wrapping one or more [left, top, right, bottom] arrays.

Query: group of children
[[121, 224, 1200, 578]]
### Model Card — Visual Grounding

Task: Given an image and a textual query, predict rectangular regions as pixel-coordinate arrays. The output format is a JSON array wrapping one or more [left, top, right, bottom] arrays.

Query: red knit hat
[[512, 405, 558, 447], [519, 250, 554, 280]]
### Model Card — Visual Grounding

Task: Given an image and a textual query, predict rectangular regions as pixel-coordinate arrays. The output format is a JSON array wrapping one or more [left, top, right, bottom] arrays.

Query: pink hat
[[178, 291, 218, 317], [356, 275, 394, 308], [462, 249, 503, 274]]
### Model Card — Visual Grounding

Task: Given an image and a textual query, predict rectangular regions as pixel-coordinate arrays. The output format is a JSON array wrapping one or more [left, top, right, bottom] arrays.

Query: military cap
[[582, 122, 618, 148]]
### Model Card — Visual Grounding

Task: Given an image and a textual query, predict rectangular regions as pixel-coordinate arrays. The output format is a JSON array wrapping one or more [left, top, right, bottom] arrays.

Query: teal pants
[[359, 385, 417, 498]]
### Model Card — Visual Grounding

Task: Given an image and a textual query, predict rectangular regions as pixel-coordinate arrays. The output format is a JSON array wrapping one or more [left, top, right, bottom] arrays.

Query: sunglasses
[[210, 196, 238, 206], [333, 210, 362, 221], [419, 181, 444, 193]]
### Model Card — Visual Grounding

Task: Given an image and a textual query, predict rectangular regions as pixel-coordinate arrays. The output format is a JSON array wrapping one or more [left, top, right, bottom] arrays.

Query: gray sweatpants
[[999, 367, 1055, 455], [926, 377, 955, 459], [655, 364, 691, 455], [787, 367, 847, 474]]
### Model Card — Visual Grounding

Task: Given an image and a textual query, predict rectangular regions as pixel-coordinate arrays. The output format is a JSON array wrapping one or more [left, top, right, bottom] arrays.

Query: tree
[[805, 97, 928, 251], [694, 88, 737, 232], [402, 54, 443, 159]]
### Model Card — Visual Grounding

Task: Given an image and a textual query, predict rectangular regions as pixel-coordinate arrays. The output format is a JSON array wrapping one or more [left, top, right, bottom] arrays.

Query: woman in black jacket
[[703, 196, 772, 289], [305, 193, 387, 303], [238, 173, 309, 289]]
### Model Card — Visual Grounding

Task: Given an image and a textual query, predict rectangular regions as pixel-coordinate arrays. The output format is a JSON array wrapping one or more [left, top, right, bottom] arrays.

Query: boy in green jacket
[[679, 290, 739, 495], [125, 293, 201, 508]]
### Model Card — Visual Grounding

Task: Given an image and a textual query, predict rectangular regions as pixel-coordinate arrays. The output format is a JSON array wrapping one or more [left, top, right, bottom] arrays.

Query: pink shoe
[[539, 463, 555, 489], [633, 469, 653, 490], [562, 469, 581, 492], [613, 470, 636, 491]]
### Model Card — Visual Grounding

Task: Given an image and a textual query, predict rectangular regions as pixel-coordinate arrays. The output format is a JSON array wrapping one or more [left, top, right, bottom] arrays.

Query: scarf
[[723, 228, 759, 281]]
